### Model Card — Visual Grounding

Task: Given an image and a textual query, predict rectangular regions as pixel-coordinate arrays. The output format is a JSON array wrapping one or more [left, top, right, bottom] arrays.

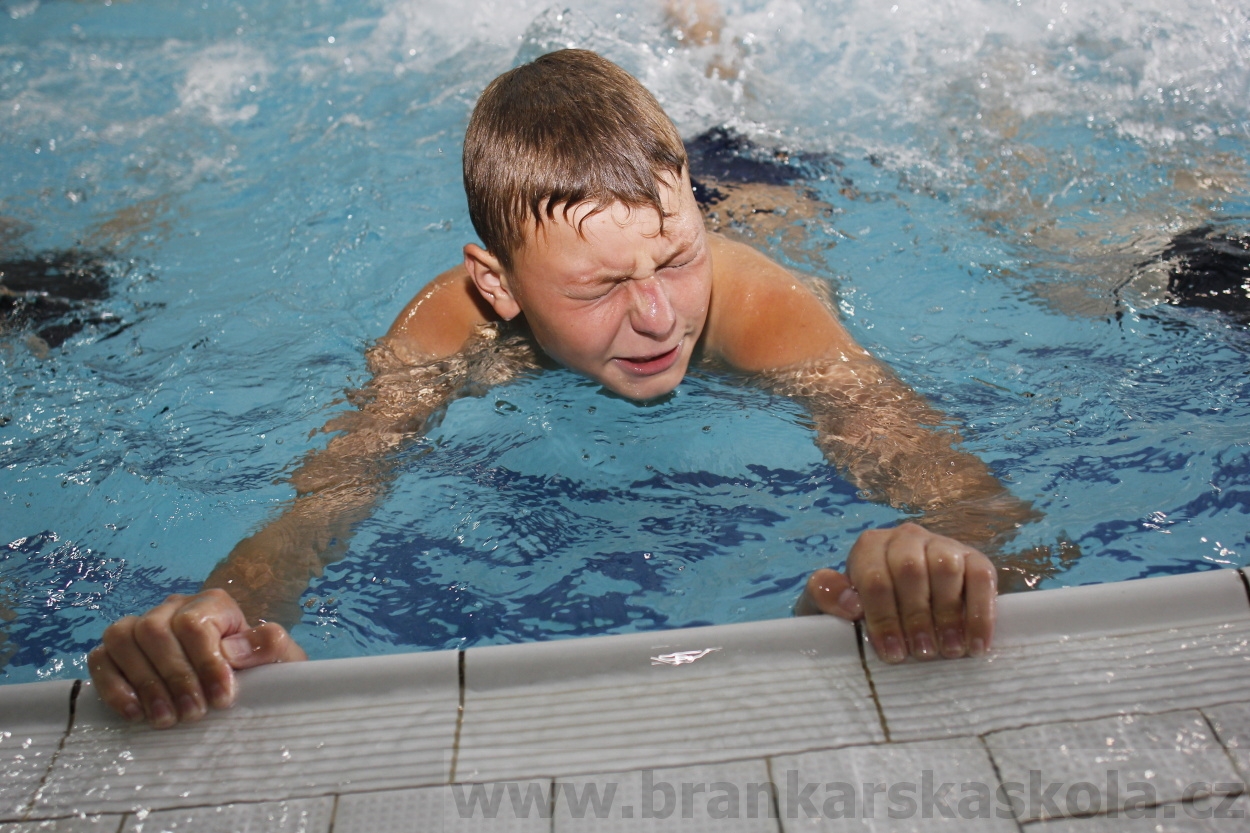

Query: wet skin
[[89, 173, 1002, 728]]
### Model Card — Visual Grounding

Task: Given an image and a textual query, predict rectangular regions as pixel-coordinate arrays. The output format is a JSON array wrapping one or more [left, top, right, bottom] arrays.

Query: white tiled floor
[[1030, 794, 1250, 832], [554, 760, 776, 833], [773, 738, 1016, 833], [1206, 703, 1250, 784], [1, 569, 1248, 832], [336, 783, 552, 833], [986, 710, 1243, 822]]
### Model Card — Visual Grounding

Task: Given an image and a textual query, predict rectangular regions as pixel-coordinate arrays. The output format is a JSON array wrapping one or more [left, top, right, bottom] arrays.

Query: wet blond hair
[[463, 49, 688, 272]]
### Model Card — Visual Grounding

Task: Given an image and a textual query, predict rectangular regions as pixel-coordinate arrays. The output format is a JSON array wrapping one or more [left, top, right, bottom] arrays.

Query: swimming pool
[[1, 0, 1247, 685]]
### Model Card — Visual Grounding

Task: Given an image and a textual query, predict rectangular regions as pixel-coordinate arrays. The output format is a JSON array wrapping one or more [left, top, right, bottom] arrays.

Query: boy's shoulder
[[380, 235, 866, 376], [705, 234, 860, 371], [382, 265, 497, 364]]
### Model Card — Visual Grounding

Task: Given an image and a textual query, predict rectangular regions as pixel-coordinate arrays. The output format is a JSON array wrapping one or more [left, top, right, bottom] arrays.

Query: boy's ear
[[463, 243, 522, 321]]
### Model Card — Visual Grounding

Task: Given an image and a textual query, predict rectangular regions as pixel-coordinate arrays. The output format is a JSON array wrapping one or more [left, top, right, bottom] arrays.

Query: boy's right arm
[[200, 267, 500, 625], [89, 266, 500, 727]]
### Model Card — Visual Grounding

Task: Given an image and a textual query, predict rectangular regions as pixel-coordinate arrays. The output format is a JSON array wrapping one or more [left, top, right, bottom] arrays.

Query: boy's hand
[[87, 588, 306, 729], [796, 523, 997, 663]]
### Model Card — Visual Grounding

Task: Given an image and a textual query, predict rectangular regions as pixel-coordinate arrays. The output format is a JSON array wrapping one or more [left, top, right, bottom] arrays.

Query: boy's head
[[463, 49, 688, 274], [461, 50, 713, 402]]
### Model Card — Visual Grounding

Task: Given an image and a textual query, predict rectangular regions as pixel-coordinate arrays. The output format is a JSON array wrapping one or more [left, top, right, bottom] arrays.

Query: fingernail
[[837, 587, 862, 618], [178, 694, 204, 721], [881, 635, 906, 664], [913, 631, 936, 660], [150, 698, 175, 729], [207, 681, 231, 710], [122, 702, 144, 723], [222, 634, 253, 665], [941, 628, 964, 658], [970, 637, 987, 657]]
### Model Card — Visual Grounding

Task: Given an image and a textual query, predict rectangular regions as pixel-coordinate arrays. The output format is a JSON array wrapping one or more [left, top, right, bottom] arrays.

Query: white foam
[[362, 0, 550, 72], [177, 43, 271, 126], [670, 0, 1250, 153]]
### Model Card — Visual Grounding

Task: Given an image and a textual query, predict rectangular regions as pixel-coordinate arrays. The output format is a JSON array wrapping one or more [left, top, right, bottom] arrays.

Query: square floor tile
[[0, 681, 75, 819], [1205, 702, 1250, 784], [335, 783, 552, 832], [986, 710, 1242, 822], [555, 759, 776, 832], [773, 738, 1017, 832], [458, 617, 881, 781], [35, 651, 458, 814], [119, 797, 332, 832]]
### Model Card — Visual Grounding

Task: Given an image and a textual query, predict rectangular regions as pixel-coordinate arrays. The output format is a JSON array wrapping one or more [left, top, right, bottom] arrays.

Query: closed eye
[[661, 238, 705, 272], [574, 278, 626, 301]]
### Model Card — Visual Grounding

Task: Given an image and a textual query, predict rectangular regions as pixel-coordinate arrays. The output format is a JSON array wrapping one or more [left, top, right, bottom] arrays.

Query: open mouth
[[616, 342, 682, 376]]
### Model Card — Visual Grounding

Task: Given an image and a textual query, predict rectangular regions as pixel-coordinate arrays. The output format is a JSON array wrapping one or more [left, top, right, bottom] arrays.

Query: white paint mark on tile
[[651, 648, 722, 666], [458, 617, 880, 782]]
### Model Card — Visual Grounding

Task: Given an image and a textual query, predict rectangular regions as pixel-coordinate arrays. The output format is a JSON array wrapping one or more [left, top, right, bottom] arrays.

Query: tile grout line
[[21, 678, 81, 821], [987, 705, 1250, 826], [46, 793, 345, 821], [763, 756, 783, 831], [327, 793, 340, 833], [980, 702, 1245, 742], [1199, 706, 1250, 788], [854, 620, 891, 743], [976, 735, 1025, 833], [448, 649, 466, 784], [546, 776, 556, 831]]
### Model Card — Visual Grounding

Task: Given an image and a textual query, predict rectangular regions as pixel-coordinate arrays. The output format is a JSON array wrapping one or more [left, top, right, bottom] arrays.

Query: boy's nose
[[627, 276, 676, 337]]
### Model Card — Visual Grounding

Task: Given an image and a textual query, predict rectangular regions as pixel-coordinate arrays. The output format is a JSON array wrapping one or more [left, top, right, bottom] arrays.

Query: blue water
[[1, 0, 1248, 682]]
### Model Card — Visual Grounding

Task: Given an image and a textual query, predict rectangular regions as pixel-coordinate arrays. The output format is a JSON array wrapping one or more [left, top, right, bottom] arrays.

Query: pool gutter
[[2, 569, 1249, 831]]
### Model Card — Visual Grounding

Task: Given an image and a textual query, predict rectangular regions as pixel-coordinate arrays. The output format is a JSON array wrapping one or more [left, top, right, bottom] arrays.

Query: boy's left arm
[[706, 235, 1034, 660]]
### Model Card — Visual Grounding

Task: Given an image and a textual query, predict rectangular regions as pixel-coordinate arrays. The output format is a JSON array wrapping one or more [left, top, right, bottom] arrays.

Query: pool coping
[[3, 568, 1250, 831]]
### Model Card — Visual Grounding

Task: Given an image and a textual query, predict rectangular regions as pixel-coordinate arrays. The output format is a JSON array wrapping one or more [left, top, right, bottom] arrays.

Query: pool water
[[1, 0, 1248, 683]]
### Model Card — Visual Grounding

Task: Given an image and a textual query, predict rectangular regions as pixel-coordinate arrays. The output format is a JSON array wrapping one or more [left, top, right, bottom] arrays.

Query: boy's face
[[470, 172, 712, 401]]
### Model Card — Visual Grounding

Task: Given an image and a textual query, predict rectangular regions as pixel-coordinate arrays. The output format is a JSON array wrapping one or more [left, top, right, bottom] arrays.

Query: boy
[[88, 50, 1033, 729]]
